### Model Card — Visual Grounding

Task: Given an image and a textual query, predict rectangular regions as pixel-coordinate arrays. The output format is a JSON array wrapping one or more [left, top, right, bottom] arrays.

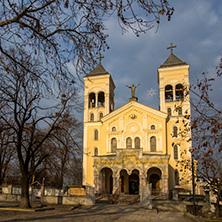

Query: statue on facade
[[126, 84, 140, 98]]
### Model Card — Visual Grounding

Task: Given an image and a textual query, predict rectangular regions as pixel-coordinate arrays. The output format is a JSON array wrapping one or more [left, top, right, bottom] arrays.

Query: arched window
[[90, 113, 94, 121], [173, 126, 178, 138], [126, 137, 132, 149], [135, 137, 140, 149], [112, 126, 116, 132], [167, 108, 172, 116], [165, 85, 173, 102], [174, 145, 179, 160], [111, 138, 117, 153], [99, 112, 103, 120], [150, 136, 156, 152], [178, 107, 182, 116], [176, 84, 183, 101], [89, 92, 96, 108], [94, 148, 98, 156], [94, 129, 98, 140], [98, 91, 105, 107], [175, 169, 180, 185], [151, 125, 155, 130]]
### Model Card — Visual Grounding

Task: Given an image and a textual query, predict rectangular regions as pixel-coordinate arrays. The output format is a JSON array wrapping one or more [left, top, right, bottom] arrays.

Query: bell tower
[[158, 43, 190, 117], [83, 55, 115, 123], [158, 43, 192, 190], [82, 55, 115, 185]]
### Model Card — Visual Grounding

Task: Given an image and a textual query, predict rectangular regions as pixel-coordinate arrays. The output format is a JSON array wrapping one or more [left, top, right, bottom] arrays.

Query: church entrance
[[149, 174, 160, 194], [120, 169, 128, 193], [100, 167, 113, 194], [129, 170, 139, 194], [147, 167, 162, 196], [120, 169, 139, 194]]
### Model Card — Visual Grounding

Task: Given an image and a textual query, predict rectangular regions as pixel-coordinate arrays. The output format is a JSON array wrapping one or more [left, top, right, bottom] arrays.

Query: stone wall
[[0, 185, 95, 206], [0, 193, 21, 202]]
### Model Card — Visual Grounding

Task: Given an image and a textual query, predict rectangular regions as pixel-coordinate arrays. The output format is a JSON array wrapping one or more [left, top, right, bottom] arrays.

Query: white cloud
[[97, 0, 222, 110]]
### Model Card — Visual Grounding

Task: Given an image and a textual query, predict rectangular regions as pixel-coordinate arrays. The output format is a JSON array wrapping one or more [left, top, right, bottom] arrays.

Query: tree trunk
[[216, 185, 221, 218], [19, 175, 31, 208]]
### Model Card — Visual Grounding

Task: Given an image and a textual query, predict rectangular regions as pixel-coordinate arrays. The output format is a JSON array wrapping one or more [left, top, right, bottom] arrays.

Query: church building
[[82, 44, 192, 198]]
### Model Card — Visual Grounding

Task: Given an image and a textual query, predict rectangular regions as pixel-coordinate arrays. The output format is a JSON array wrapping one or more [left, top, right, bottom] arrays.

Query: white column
[[105, 93, 110, 114], [173, 85, 176, 101], [82, 125, 88, 185], [84, 95, 88, 122], [95, 93, 98, 108], [159, 87, 165, 112]]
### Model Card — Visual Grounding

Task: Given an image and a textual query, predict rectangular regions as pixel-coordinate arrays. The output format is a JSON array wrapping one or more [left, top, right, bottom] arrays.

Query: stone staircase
[[116, 194, 140, 205], [95, 193, 140, 205], [95, 194, 113, 204]]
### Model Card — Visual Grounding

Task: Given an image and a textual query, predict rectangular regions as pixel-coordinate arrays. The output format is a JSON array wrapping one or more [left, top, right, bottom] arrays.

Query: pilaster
[[162, 175, 168, 198]]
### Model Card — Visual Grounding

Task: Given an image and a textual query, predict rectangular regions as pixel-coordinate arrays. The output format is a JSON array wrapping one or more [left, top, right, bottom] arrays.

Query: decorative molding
[[102, 101, 167, 122], [158, 64, 190, 72], [84, 122, 102, 126], [129, 125, 139, 133], [129, 113, 137, 119]]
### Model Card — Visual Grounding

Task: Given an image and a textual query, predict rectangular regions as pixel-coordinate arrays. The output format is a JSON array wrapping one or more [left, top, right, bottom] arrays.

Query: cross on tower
[[167, 42, 176, 55], [96, 53, 104, 64]]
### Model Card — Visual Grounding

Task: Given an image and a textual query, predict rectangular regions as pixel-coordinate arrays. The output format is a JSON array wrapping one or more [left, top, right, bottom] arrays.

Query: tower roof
[[160, 43, 187, 68], [160, 53, 187, 68], [86, 63, 109, 76]]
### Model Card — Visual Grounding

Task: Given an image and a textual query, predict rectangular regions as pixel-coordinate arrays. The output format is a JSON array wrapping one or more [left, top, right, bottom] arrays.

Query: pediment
[[102, 101, 167, 122]]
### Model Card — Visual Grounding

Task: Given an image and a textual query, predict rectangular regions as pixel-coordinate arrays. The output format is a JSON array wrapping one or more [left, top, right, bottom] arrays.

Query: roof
[[160, 53, 187, 68], [86, 63, 109, 76]]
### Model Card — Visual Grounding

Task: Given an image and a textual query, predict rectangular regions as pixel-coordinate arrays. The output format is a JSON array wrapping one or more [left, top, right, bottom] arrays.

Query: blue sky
[[81, 0, 222, 111]]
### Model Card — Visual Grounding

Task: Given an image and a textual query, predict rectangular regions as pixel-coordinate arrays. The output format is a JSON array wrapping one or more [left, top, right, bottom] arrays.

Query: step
[[116, 194, 140, 205], [95, 194, 140, 205]]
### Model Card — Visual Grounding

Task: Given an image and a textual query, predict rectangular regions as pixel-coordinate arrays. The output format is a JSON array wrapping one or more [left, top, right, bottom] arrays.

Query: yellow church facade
[[82, 46, 192, 198]]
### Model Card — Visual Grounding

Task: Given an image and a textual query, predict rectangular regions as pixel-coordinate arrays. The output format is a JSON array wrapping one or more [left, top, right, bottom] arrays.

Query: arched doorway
[[119, 169, 140, 194], [147, 167, 162, 196], [120, 169, 129, 194], [100, 167, 113, 194], [129, 169, 139, 194]]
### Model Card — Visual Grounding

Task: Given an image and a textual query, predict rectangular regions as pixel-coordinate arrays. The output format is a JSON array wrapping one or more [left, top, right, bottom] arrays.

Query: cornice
[[158, 64, 190, 72], [102, 101, 167, 122]]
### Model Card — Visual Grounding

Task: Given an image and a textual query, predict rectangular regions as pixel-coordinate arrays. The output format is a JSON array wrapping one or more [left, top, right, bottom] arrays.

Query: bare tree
[[0, 48, 79, 208], [47, 116, 83, 188], [0, 0, 174, 78], [0, 123, 15, 185], [0, 0, 175, 208], [31, 116, 83, 188], [178, 58, 222, 216], [190, 63, 222, 217]]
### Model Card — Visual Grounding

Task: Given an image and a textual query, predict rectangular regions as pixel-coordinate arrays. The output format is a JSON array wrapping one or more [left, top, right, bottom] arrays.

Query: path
[[0, 202, 200, 222]]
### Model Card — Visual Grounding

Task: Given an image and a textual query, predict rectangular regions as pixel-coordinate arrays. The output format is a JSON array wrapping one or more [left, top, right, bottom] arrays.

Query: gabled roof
[[160, 53, 187, 68], [102, 101, 167, 122], [86, 63, 109, 76]]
